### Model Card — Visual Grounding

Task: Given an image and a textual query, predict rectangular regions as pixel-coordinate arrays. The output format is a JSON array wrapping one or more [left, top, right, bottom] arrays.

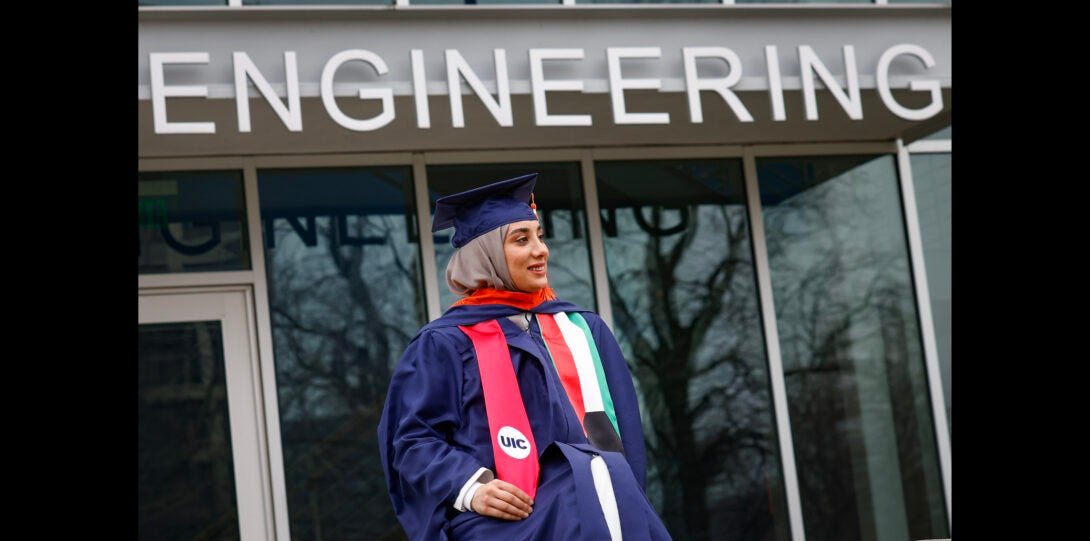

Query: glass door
[[138, 286, 275, 541]]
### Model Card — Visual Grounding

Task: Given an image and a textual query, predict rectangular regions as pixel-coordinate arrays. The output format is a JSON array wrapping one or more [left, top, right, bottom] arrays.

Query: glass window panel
[[138, 170, 250, 275], [908, 153, 950, 433], [426, 162, 596, 312], [923, 125, 951, 141], [577, 0, 718, 4], [139, 321, 240, 541], [242, 0, 392, 4], [756, 154, 948, 541], [735, 0, 870, 4], [140, 0, 226, 5], [258, 166, 422, 541], [413, 0, 559, 4], [595, 159, 790, 541]]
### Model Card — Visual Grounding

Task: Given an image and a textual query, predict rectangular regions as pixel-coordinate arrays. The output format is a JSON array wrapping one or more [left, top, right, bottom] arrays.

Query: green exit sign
[[138, 198, 168, 228]]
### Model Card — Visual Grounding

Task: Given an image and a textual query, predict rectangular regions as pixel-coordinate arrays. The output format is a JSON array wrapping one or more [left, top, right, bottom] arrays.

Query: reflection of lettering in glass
[[138, 170, 249, 274], [161, 221, 221, 256], [137, 197, 221, 256], [600, 205, 689, 238], [633, 205, 688, 237], [435, 209, 579, 246], [264, 214, 388, 249]]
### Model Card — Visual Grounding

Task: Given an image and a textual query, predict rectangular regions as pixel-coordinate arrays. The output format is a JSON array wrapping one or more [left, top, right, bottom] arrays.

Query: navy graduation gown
[[377, 300, 671, 541]]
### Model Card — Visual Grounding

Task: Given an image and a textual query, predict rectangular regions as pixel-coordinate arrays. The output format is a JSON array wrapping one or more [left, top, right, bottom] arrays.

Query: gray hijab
[[445, 224, 517, 296]]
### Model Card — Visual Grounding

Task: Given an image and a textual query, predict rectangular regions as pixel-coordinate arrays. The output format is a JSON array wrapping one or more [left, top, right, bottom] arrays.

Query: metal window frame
[[741, 147, 805, 541], [897, 137, 952, 530], [747, 140, 905, 541], [138, 284, 277, 540], [192, 0, 897, 9], [138, 157, 256, 290], [907, 138, 952, 153], [138, 157, 293, 540]]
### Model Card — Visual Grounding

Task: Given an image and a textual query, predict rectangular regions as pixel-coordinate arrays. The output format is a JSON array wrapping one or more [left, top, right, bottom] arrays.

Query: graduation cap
[[432, 173, 539, 249]]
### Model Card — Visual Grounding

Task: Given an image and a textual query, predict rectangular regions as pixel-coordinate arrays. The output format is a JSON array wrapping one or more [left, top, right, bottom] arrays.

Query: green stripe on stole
[[566, 312, 621, 438]]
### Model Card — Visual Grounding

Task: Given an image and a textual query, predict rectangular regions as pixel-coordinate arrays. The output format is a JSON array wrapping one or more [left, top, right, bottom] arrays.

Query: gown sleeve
[[582, 312, 650, 491], [378, 328, 486, 541]]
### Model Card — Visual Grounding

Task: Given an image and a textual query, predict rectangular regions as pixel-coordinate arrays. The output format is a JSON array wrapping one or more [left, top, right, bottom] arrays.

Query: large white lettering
[[876, 44, 944, 121], [411, 49, 431, 129], [146, 43, 946, 135], [530, 48, 591, 127], [234, 51, 302, 132], [149, 52, 216, 134], [800, 45, 862, 121], [764, 45, 787, 122], [447, 49, 512, 128], [607, 47, 669, 125], [683, 46, 753, 123], [320, 50, 395, 132]]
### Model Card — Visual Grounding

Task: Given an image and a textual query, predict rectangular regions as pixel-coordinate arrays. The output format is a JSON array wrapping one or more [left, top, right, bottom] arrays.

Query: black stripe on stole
[[583, 411, 624, 454]]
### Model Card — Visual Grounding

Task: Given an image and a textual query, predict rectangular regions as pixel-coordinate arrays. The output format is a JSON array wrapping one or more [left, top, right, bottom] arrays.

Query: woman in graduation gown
[[378, 173, 672, 541]]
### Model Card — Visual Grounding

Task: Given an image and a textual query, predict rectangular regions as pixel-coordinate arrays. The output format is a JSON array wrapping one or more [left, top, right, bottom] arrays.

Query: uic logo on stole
[[497, 426, 532, 459]]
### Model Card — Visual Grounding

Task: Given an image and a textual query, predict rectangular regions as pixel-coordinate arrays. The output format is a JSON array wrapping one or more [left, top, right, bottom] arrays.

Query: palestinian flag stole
[[535, 312, 624, 454]]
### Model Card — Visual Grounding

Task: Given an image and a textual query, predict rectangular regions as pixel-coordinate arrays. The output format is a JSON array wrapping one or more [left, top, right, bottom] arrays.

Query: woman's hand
[[471, 479, 534, 520]]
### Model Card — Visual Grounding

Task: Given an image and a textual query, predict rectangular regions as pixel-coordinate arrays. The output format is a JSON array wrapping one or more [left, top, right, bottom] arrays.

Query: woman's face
[[503, 219, 550, 292]]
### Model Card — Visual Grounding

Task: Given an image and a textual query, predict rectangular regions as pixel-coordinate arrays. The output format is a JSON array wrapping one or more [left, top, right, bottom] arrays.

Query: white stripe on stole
[[590, 455, 623, 541], [552, 312, 605, 414]]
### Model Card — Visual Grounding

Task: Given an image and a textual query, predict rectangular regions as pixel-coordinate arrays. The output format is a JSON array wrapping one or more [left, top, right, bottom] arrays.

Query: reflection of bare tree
[[267, 204, 419, 540], [762, 159, 947, 541], [607, 201, 784, 541], [138, 322, 240, 540], [773, 249, 888, 541]]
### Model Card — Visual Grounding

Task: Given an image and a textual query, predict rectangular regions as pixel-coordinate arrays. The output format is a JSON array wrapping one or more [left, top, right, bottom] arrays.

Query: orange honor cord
[[452, 287, 557, 310]]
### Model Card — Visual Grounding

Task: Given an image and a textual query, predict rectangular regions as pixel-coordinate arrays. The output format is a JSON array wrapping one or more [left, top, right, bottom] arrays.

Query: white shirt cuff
[[453, 467, 494, 512], [464, 482, 484, 513]]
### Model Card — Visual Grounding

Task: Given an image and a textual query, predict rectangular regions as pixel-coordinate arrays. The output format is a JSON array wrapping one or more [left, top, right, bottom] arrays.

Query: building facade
[[137, 2, 952, 540]]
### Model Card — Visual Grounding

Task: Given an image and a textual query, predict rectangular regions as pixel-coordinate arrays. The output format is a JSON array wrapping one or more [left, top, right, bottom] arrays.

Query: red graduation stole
[[459, 319, 540, 499]]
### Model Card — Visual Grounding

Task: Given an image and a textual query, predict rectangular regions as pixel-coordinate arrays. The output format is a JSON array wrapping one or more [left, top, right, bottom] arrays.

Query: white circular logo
[[497, 426, 531, 459]]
